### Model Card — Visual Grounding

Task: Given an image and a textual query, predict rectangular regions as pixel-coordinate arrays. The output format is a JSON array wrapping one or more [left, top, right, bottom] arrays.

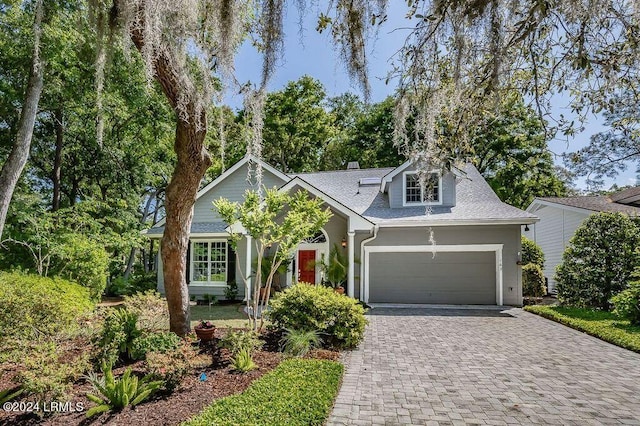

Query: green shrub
[[0, 272, 94, 343], [145, 340, 202, 392], [611, 280, 640, 325], [224, 281, 238, 301], [281, 328, 321, 357], [122, 290, 169, 332], [184, 359, 343, 426], [130, 332, 181, 360], [267, 283, 367, 348], [231, 347, 257, 373], [0, 385, 23, 404], [97, 309, 141, 364], [18, 342, 91, 402], [521, 236, 545, 268], [49, 233, 109, 300], [523, 263, 546, 297], [108, 272, 158, 297], [86, 362, 163, 417], [220, 329, 264, 356], [555, 212, 640, 309]]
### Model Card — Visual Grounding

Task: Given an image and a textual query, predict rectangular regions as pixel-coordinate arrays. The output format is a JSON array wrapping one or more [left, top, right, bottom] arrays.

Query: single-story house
[[524, 187, 640, 293], [145, 155, 538, 306]]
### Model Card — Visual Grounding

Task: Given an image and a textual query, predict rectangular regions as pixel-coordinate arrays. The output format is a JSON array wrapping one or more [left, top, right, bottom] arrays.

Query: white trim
[[279, 177, 374, 232], [381, 159, 466, 193], [401, 171, 443, 207], [526, 198, 601, 216], [245, 236, 252, 301], [363, 244, 504, 305], [347, 231, 355, 297], [377, 218, 538, 227], [359, 225, 379, 301], [295, 228, 330, 284], [189, 239, 229, 286], [151, 155, 289, 228]]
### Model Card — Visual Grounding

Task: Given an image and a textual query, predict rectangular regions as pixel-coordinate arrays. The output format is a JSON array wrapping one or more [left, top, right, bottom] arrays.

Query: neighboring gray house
[[145, 155, 537, 306], [524, 188, 640, 293]]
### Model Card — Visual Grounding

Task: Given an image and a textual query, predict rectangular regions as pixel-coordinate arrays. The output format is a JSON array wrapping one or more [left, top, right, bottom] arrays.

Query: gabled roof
[[279, 176, 375, 232], [380, 159, 467, 193], [151, 155, 289, 228], [610, 186, 640, 205], [529, 196, 640, 216]]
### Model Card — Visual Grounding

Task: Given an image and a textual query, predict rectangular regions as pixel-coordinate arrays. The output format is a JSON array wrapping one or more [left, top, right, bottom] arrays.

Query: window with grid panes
[[191, 240, 227, 284], [404, 172, 440, 204]]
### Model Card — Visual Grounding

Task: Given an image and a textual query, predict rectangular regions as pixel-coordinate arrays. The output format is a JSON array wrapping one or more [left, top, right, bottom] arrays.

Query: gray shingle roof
[[537, 196, 640, 215], [145, 221, 228, 236], [609, 186, 640, 205], [297, 164, 537, 225]]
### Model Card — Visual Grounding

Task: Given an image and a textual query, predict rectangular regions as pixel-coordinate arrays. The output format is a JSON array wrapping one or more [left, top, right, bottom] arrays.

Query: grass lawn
[[190, 303, 249, 329], [524, 305, 640, 353], [183, 359, 343, 426]]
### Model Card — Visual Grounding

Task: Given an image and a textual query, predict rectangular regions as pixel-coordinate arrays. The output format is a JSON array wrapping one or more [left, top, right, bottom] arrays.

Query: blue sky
[[225, 4, 635, 191]]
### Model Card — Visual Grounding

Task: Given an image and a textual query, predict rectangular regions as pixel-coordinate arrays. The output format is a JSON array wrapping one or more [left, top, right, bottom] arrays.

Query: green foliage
[[122, 290, 169, 332], [108, 272, 157, 297], [522, 264, 546, 297], [555, 213, 640, 309], [86, 363, 163, 417], [97, 309, 141, 364], [0, 271, 94, 343], [267, 284, 367, 348], [130, 332, 181, 361], [472, 95, 567, 209], [184, 359, 343, 426], [145, 340, 201, 392], [224, 280, 238, 301], [319, 244, 349, 288], [18, 342, 91, 402], [611, 280, 640, 325], [220, 329, 264, 356], [521, 236, 545, 268], [524, 305, 640, 353], [281, 328, 322, 357], [0, 383, 23, 404], [231, 347, 257, 373]]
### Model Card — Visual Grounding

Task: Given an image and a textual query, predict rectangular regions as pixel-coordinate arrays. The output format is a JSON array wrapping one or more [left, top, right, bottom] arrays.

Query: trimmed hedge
[[521, 236, 544, 268], [524, 305, 640, 353], [267, 283, 367, 348], [0, 271, 94, 341], [522, 263, 546, 297], [183, 359, 343, 426]]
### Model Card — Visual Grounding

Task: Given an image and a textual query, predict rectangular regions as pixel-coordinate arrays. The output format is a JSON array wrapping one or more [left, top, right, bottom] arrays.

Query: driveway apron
[[328, 308, 640, 425]]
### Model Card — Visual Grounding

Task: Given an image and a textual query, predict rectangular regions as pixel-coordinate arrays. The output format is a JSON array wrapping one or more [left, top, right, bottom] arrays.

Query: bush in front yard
[[611, 279, 640, 325], [521, 236, 544, 268], [555, 212, 640, 310], [266, 283, 367, 348], [522, 263, 546, 297], [0, 271, 94, 343]]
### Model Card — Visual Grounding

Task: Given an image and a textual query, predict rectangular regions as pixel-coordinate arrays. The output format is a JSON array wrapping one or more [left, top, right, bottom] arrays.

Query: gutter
[[359, 224, 379, 303]]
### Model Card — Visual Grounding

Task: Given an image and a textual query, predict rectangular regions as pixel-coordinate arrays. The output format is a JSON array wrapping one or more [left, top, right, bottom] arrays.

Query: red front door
[[298, 250, 316, 284]]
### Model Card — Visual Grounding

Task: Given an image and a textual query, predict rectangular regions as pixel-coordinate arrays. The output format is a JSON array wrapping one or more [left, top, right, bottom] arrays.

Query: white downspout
[[359, 224, 379, 303]]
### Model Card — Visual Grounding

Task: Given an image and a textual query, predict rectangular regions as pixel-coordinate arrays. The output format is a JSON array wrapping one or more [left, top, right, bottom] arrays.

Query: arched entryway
[[288, 229, 329, 285]]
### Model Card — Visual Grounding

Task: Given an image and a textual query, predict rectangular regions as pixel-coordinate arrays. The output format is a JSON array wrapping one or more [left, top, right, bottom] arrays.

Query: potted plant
[[194, 319, 216, 341], [318, 244, 349, 294]]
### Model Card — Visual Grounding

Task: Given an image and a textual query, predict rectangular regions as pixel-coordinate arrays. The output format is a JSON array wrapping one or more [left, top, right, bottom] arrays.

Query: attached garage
[[363, 245, 504, 305]]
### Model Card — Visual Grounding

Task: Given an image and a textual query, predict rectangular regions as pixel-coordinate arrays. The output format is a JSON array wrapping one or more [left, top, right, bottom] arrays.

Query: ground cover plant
[[524, 305, 640, 353], [183, 359, 343, 426]]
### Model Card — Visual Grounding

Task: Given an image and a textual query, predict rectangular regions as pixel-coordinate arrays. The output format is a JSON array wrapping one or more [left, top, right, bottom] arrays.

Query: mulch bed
[[1, 329, 339, 426]]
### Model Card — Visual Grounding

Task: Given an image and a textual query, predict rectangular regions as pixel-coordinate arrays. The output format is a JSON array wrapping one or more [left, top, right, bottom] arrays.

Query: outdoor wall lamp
[[341, 237, 347, 248]]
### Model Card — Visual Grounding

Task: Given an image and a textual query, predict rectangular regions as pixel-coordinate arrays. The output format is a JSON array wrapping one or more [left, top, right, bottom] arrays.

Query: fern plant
[[281, 328, 322, 357], [85, 362, 163, 417], [231, 347, 256, 373]]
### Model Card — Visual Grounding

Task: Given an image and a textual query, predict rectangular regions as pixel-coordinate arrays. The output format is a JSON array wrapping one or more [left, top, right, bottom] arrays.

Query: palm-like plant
[[85, 362, 163, 417], [322, 244, 348, 289]]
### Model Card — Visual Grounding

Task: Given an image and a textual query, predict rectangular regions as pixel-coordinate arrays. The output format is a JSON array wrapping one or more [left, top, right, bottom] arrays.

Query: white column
[[245, 235, 252, 301], [347, 231, 355, 297]]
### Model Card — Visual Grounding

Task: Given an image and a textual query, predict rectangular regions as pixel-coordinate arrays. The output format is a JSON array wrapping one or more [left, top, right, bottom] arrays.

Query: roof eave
[[375, 217, 539, 227]]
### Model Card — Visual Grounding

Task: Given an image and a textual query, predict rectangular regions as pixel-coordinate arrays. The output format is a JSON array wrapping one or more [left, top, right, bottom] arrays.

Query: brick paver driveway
[[328, 308, 640, 425]]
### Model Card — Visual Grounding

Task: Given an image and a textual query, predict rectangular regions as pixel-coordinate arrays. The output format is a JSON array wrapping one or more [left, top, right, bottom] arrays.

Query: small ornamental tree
[[555, 212, 640, 310], [214, 188, 332, 331]]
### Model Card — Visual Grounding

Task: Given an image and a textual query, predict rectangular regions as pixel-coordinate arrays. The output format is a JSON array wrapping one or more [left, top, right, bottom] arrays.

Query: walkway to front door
[[328, 307, 640, 425], [298, 249, 315, 283]]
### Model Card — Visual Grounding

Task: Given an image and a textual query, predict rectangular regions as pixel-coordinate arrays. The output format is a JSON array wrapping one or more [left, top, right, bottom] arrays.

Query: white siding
[[529, 205, 590, 293]]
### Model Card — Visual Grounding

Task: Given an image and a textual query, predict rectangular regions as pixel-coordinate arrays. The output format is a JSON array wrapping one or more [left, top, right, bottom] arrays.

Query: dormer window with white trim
[[403, 171, 442, 206]]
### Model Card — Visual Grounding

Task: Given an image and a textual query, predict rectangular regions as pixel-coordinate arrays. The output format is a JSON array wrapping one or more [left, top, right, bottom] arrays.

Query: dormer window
[[403, 171, 442, 206]]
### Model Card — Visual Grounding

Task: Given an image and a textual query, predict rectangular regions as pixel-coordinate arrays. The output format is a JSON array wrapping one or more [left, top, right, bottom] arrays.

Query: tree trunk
[[0, 0, 44, 239], [160, 119, 210, 335], [51, 108, 64, 211]]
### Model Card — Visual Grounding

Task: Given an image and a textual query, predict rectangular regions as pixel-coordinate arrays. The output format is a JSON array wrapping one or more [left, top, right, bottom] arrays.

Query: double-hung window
[[191, 240, 227, 285], [403, 171, 442, 206]]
